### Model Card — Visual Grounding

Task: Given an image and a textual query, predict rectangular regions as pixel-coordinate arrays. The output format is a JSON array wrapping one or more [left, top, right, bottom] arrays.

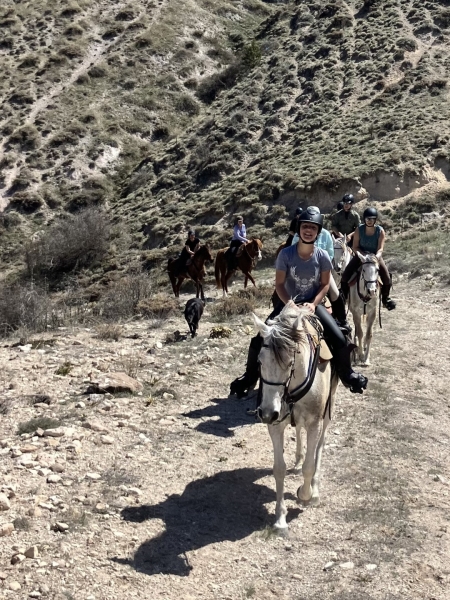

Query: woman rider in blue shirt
[[340, 207, 396, 310], [230, 208, 368, 399]]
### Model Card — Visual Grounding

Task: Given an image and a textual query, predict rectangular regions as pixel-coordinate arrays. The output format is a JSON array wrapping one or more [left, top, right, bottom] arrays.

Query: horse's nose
[[258, 408, 279, 424]]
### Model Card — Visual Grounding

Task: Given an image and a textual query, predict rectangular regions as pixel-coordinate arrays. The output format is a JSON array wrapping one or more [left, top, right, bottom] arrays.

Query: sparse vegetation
[[17, 416, 61, 435]]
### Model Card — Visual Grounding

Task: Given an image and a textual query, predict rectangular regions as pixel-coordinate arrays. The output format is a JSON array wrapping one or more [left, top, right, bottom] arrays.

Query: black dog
[[184, 298, 205, 338]]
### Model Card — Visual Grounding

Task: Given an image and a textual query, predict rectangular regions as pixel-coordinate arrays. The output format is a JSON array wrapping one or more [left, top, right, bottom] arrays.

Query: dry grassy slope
[[0, 0, 271, 214], [115, 0, 450, 251]]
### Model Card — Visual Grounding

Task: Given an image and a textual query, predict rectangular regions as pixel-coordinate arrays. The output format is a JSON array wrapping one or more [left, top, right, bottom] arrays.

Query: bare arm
[[376, 229, 385, 258], [275, 270, 290, 305], [352, 227, 361, 253], [311, 270, 330, 308]]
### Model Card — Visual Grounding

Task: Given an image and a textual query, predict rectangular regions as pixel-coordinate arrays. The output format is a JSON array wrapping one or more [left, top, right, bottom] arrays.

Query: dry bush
[[99, 273, 153, 319], [137, 293, 179, 319], [95, 323, 123, 341], [24, 208, 110, 279], [210, 296, 255, 318], [236, 285, 275, 307], [0, 282, 58, 337]]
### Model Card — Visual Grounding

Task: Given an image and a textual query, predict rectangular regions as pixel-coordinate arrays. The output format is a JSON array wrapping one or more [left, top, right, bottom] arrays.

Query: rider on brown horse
[[227, 216, 248, 270], [176, 230, 200, 276]]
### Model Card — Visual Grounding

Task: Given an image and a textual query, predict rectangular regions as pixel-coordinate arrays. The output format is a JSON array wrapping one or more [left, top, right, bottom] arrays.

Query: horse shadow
[[182, 395, 257, 437], [113, 468, 300, 576]]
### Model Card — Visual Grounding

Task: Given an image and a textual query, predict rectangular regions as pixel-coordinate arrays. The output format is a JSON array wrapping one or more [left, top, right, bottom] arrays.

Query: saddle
[[236, 245, 245, 258], [303, 318, 333, 362]]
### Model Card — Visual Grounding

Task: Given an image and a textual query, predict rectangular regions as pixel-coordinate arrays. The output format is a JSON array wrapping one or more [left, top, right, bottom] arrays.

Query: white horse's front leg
[[353, 315, 364, 363], [294, 425, 305, 471], [363, 310, 375, 365], [297, 421, 320, 505], [268, 424, 288, 530]]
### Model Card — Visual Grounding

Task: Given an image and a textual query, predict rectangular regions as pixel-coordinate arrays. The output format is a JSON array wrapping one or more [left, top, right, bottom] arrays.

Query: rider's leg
[[340, 255, 361, 301], [315, 304, 368, 394], [329, 277, 352, 334], [378, 258, 396, 310], [230, 301, 284, 398]]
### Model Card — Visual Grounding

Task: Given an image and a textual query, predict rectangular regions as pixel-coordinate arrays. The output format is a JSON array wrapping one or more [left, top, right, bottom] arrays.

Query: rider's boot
[[340, 281, 349, 303], [381, 283, 396, 310], [334, 343, 368, 394], [330, 294, 352, 335], [316, 304, 367, 395], [230, 335, 262, 398]]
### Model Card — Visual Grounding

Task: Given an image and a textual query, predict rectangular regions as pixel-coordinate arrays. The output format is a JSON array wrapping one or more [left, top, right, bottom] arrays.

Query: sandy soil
[[0, 272, 449, 599]]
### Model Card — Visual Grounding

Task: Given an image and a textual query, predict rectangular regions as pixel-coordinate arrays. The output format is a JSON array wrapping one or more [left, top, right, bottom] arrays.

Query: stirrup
[[336, 319, 352, 335], [383, 298, 396, 311], [340, 373, 368, 394]]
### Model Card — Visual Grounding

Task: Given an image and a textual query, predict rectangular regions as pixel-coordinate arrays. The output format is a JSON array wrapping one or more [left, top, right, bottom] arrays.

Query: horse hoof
[[309, 496, 320, 508], [273, 524, 289, 537]]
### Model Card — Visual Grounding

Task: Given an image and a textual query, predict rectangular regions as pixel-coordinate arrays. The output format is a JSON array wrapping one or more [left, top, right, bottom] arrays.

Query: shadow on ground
[[113, 467, 300, 576], [182, 395, 257, 437]]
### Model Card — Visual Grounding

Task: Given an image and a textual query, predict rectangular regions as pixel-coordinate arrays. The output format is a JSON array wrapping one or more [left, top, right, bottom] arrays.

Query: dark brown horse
[[168, 244, 213, 301], [275, 241, 287, 258], [214, 238, 263, 296]]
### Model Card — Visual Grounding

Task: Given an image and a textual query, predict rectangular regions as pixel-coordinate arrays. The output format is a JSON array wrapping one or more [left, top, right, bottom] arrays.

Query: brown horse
[[275, 241, 287, 258], [167, 244, 213, 301], [214, 238, 263, 296]]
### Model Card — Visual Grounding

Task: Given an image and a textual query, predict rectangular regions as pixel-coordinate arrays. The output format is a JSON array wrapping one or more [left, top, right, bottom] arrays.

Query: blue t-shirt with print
[[275, 245, 332, 302]]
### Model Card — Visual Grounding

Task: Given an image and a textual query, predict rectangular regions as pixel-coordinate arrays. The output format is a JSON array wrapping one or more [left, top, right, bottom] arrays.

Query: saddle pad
[[303, 319, 333, 361]]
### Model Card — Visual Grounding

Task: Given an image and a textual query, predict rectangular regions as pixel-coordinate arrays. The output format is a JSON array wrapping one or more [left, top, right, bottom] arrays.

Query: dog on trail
[[184, 298, 205, 338]]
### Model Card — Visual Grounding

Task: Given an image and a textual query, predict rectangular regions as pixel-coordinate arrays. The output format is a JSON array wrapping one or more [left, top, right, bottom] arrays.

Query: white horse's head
[[252, 303, 308, 424], [357, 252, 379, 298], [333, 238, 350, 274]]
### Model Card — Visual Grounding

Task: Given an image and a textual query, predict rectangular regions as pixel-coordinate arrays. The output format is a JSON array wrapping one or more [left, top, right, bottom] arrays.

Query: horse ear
[[293, 315, 303, 331], [252, 313, 270, 337], [356, 251, 365, 261]]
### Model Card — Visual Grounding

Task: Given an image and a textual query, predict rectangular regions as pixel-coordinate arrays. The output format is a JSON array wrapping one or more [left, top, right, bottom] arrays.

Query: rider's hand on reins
[[302, 302, 316, 314]]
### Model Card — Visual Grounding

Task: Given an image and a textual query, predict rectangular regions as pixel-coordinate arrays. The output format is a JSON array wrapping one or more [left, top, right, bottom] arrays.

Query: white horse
[[253, 301, 338, 531], [332, 237, 351, 286], [348, 252, 379, 366]]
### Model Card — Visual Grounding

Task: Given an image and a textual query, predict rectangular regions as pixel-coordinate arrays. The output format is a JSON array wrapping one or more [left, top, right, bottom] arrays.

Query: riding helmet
[[188, 230, 195, 236], [363, 207, 378, 220], [298, 207, 323, 233], [342, 193, 354, 204], [295, 207, 303, 215], [337, 201, 344, 211]]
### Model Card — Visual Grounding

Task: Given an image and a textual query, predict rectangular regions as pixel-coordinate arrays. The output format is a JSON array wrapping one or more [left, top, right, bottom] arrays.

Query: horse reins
[[259, 316, 324, 425]]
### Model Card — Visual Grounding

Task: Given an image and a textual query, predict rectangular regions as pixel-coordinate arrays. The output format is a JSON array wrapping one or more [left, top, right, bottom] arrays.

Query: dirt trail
[[0, 274, 449, 599]]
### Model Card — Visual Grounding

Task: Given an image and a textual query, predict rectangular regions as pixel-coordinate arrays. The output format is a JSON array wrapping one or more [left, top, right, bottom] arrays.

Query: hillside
[[1, 0, 450, 284], [114, 0, 450, 253]]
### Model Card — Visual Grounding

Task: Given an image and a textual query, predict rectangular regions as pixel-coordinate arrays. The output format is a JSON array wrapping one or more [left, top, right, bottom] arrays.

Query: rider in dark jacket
[[286, 207, 302, 246], [177, 231, 200, 275]]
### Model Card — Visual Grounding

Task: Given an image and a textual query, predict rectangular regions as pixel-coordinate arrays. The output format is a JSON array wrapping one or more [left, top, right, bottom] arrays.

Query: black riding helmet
[[342, 193, 354, 204], [363, 207, 378, 220], [337, 201, 344, 211], [298, 207, 323, 243], [188, 230, 196, 236], [295, 207, 303, 215]]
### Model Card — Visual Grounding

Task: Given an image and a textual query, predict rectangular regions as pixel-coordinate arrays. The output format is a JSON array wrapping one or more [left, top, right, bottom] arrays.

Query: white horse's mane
[[265, 302, 308, 366]]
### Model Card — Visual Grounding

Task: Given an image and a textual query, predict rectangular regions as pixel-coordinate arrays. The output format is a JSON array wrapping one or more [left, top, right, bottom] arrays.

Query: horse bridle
[[332, 239, 348, 274], [258, 316, 323, 424], [357, 260, 379, 303]]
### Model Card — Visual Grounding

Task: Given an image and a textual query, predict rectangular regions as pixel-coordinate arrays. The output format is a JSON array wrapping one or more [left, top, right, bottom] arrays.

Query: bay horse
[[253, 301, 338, 531], [214, 238, 263, 296], [348, 252, 379, 366], [167, 244, 213, 301], [332, 237, 352, 286]]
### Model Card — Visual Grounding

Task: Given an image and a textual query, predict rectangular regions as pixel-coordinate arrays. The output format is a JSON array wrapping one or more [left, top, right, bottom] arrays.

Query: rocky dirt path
[[0, 275, 449, 599]]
